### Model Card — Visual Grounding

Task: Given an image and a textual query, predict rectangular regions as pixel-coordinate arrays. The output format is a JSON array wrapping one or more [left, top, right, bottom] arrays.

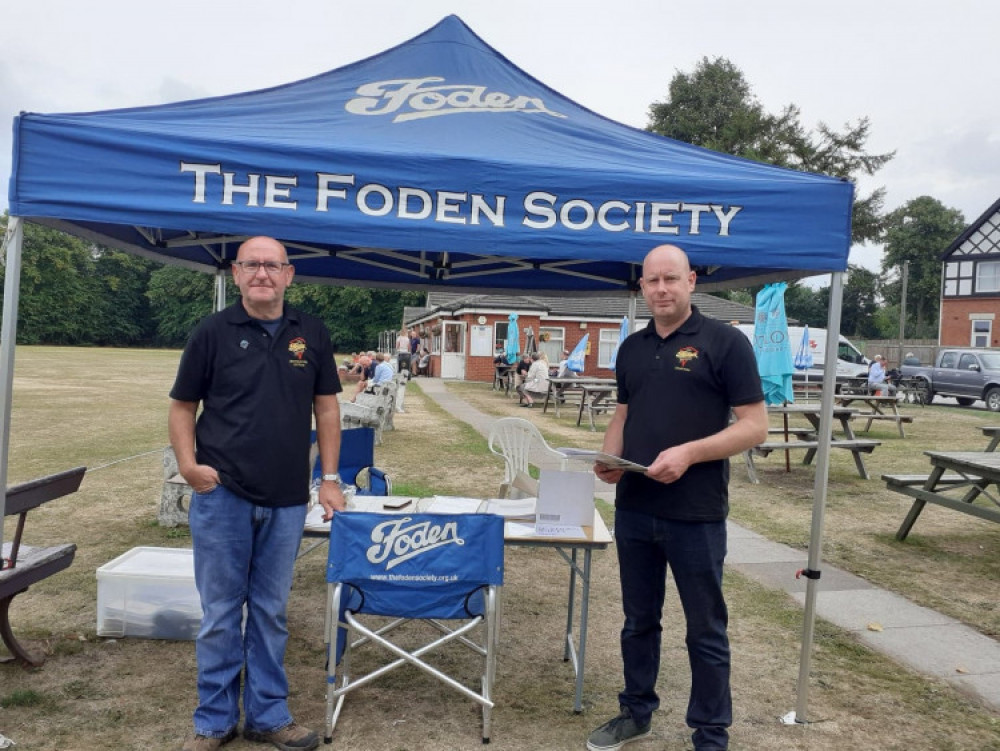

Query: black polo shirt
[[170, 302, 342, 507], [615, 306, 763, 521]]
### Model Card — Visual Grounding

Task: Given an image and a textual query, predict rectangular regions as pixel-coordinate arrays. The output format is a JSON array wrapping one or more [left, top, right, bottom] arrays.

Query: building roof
[[941, 196, 1000, 259], [404, 291, 758, 326]]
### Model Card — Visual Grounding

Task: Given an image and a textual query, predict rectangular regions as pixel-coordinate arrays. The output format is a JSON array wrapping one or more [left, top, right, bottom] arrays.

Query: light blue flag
[[752, 282, 795, 405], [505, 313, 520, 365], [609, 316, 628, 371], [566, 333, 589, 373]]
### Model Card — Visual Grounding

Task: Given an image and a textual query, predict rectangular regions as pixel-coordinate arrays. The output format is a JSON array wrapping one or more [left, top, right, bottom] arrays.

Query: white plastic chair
[[487, 417, 567, 498]]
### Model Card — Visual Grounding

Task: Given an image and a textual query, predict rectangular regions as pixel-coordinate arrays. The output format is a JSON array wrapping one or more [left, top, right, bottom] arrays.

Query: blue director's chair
[[311, 427, 391, 496], [324, 511, 505, 744]]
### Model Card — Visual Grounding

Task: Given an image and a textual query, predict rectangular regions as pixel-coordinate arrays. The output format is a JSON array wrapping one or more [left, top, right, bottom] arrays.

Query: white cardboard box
[[536, 469, 595, 532], [97, 546, 201, 640]]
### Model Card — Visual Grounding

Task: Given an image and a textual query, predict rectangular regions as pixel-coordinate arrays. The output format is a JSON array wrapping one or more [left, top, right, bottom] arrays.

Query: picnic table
[[575, 383, 617, 431], [541, 377, 616, 417], [493, 364, 515, 396], [743, 403, 881, 482], [885, 451, 1000, 540], [981, 426, 1000, 452], [835, 393, 914, 437]]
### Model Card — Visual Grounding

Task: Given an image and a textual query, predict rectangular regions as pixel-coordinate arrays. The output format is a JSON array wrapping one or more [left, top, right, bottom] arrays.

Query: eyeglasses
[[233, 261, 290, 275]]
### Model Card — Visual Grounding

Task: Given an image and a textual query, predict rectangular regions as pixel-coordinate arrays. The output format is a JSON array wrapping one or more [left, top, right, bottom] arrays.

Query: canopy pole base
[[779, 710, 808, 726]]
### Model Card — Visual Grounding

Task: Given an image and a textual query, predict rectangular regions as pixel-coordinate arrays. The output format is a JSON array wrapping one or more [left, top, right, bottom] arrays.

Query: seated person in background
[[867, 354, 894, 395], [415, 347, 431, 376], [371, 352, 394, 386], [556, 349, 574, 378], [902, 352, 921, 366], [351, 354, 375, 399], [517, 352, 550, 408], [493, 347, 507, 366], [515, 352, 532, 388]]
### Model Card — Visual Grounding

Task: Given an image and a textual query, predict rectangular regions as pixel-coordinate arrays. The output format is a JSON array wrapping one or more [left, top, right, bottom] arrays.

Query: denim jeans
[[189, 484, 307, 737], [614, 507, 730, 750]]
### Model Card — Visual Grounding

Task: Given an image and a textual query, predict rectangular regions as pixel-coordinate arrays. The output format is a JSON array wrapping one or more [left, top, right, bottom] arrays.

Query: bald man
[[587, 244, 767, 751], [169, 236, 342, 751]]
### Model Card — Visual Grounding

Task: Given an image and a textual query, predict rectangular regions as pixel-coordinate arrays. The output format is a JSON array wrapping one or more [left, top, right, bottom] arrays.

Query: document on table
[[557, 448, 648, 473], [423, 496, 486, 514], [482, 497, 537, 521], [534, 523, 587, 539]]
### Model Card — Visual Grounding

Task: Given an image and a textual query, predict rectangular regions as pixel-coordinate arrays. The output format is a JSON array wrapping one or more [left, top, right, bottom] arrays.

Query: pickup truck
[[901, 348, 1000, 410]]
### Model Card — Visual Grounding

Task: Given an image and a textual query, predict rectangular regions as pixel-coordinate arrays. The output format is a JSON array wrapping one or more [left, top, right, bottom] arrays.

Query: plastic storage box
[[97, 546, 201, 640]]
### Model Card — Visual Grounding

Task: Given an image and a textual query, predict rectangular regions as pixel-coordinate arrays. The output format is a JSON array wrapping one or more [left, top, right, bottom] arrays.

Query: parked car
[[900, 348, 1000, 410]]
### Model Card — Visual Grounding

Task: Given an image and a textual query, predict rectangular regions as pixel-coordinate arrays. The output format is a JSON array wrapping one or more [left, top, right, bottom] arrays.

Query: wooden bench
[[1, 466, 86, 666], [745, 438, 881, 482], [882, 473, 967, 488]]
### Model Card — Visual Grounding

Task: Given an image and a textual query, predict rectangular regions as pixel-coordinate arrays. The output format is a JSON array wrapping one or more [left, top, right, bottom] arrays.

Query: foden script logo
[[345, 77, 566, 123], [366, 516, 465, 570]]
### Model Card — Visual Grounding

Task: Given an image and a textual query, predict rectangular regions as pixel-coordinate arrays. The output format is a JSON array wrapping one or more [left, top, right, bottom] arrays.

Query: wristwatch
[[321, 473, 341, 483]]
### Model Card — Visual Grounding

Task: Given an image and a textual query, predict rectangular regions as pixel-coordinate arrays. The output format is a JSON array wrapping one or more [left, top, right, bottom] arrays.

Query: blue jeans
[[189, 485, 307, 737], [614, 508, 731, 750]]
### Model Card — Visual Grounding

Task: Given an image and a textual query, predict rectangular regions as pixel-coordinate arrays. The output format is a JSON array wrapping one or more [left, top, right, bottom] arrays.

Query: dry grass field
[[1, 347, 998, 750]]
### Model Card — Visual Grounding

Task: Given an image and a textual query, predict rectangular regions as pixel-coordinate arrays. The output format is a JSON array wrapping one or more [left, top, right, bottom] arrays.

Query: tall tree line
[[648, 57, 967, 339], [0, 216, 421, 350]]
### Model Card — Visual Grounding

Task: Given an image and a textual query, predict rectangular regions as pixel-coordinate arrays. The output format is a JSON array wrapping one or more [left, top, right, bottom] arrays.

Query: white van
[[735, 324, 868, 382]]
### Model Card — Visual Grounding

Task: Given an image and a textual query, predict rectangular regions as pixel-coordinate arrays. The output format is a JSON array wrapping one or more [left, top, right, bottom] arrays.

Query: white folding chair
[[487, 417, 567, 498], [324, 511, 504, 744]]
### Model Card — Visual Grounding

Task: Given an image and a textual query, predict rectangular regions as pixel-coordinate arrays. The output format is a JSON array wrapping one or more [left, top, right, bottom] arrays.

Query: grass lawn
[[1, 347, 998, 750]]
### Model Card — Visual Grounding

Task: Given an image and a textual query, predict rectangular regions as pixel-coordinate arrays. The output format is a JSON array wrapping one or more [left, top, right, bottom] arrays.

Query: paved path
[[413, 377, 1000, 712]]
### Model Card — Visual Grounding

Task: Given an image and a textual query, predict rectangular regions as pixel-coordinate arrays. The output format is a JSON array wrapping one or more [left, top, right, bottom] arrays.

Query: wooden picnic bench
[[743, 404, 881, 482], [1, 466, 86, 666], [885, 451, 1000, 540], [835, 394, 914, 437], [576, 383, 617, 431], [748, 438, 882, 481]]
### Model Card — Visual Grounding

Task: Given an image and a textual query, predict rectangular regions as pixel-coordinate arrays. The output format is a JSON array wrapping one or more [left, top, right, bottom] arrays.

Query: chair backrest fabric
[[311, 427, 376, 485], [327, 512, 504, 619]]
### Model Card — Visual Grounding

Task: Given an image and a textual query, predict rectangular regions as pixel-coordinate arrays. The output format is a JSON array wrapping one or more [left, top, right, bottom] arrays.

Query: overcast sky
[[3, 0, 998, 278]]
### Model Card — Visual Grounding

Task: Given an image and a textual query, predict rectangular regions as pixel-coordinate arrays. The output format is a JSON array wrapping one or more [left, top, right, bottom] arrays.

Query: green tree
[[91, 250, 157, 345], [146, 266, 221, 346], [647, 57, 894, 244], [881, 196, 966, 338], [0, 218, 99, 344], [783, 281, 829, 328], [840, 265, 881, 338]]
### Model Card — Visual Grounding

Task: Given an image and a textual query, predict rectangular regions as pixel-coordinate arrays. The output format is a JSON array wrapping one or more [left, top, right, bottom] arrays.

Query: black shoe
[[586, 707, 650, 750]]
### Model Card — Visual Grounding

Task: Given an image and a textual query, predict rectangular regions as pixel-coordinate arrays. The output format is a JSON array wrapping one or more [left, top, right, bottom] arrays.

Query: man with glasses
[[169, 236, 343, 751]]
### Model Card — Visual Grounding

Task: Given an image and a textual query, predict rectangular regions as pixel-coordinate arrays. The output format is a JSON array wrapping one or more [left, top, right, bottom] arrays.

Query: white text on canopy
[[179, 161, 743, 237]]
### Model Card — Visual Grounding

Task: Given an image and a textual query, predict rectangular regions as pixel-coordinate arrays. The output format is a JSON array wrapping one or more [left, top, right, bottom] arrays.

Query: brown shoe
[[244, 722, 319, 751], [179, 728, 237, 751]]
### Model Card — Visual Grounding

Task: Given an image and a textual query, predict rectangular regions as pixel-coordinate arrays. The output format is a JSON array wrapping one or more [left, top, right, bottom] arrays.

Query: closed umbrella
[[752, 282, 795, 405], [753, 283, 795, 472], [505, 313, 520, 365], [609, 316, 629, 371], [523, 326, 537, 356], [793, 325, 815, 400]]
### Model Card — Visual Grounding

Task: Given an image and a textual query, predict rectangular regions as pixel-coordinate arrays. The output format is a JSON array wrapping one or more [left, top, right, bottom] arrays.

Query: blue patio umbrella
[[752, 282, 794, 405], [794, 325, 815, 398], [609, 316, 629, 371], [505, 313, 520, 365]]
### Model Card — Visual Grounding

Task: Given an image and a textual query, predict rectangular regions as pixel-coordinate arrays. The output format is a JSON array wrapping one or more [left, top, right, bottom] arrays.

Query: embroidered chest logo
[[675, 346, 699, 371], [288, 337, 307, 367], [366, 517, 465, 571]]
